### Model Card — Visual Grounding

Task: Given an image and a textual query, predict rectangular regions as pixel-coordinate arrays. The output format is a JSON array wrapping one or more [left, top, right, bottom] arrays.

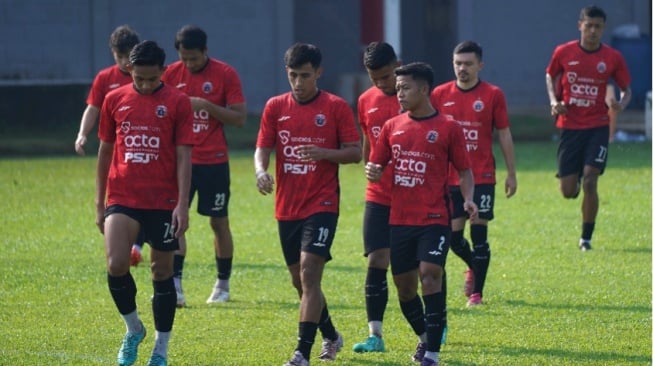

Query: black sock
[[318, 303, 337, 340], [108, 272, 137, 315], [217, 257, 233, 280], [470, 225, 490, 296], [450, 230, 474, 269], [297, 321, 318, 361], [581, 222, 595, 241], [365, 267, 388, 322], [173, 254, 185, 279], [422, 292, 446, 352], [152, 277, 176, 332], [399, 295, 425, 337]]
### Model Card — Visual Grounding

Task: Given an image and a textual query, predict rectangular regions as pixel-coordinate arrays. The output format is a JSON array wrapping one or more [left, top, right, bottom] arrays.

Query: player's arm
[[362, 134, 371, 164], [545, 73, 566, 116], [297, 141, 362, 165], [95, 141, 113, 233], [609, 86, 632, 112], [190, 97, 247, 128], [496, 127, 517, 198], [75, 105, 100, 155], [458, 168, 478, 219], [254, 147, 274, 195], [172, 145, 192, 238]]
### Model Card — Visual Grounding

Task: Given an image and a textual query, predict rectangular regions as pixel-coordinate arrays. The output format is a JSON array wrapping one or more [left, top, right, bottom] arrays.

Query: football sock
[[422, 292, 445, 352], [470, 225, 490, 296], [450, 230, 474, 269], [365, 267, 388, 326], [399, 295, 425, 337], [152, 331, 171, 358], [173, 255, 185, 279], [425, 351, 440, 363], [216, 257, 232, 288], [581, 222, 595, 241], [152, 277, 176, 332], [318, 304, 338, 340], [121, 310, 143, 334], [297, 321, 318, 361], [108, 272, 137, 315], [369, 320, 383, 338]]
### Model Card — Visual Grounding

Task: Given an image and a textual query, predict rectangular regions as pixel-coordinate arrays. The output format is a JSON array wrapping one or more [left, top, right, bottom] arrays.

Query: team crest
[[426, 130, 438, 143], [156, 105, 168, 118], [473, 100, 484, 112], [120, 121, 131, 134], [596, 61, 607, 73], [202, 82, 213, 94], [566, 72, 577, 84], [392, 144, 401, 160], [314, 113, 326, 127]]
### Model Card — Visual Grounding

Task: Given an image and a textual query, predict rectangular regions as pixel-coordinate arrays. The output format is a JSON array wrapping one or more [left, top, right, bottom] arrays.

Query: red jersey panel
[[370, 112, 470, 226], [431, 80, 510, 185], [163, 58, 245, 164], [86, 65, 132, 108], [99, 84, 195, 210], [257, 91, 360, 220], [546, 41, 631, 129], [357, 86, 401, 206]]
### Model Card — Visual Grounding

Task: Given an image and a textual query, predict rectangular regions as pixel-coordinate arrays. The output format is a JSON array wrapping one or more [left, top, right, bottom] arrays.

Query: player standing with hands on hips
[[545, 5, 631, 251], [96, 40, 194, 366], [431, 41, 517, 307], [366, 62, 477, 366], [254, 43, 361, 365]]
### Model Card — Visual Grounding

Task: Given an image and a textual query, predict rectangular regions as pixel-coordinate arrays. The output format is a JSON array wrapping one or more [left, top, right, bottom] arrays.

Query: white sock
[[369, 321, 383, 337], [121, 311, 142, 334], [425, 351, 439, 362], [217, 279, 229, 291], [152, 331, 171, 358], [419, 332, 427, 343]]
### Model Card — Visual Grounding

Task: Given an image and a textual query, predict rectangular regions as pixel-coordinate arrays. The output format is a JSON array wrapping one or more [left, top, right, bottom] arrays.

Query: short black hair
[[363, 41, 397, 70], [284, 43, 322, 69], [453, 41, 483, 61], [110, 25, 140, 54], [174, 25, 208, 51], [129, 40, 166, 67], [394, 62, 434, 91], [580, 5, 607, 22]]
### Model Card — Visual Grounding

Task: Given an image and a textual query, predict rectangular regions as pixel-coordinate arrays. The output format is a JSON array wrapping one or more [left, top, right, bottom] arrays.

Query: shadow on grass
[[505, 299, 651, 313]]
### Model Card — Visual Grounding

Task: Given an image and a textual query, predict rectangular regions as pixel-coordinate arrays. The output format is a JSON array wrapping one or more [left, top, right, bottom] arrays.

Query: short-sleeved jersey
[[257, 90, 360, 221], [431, 80, 510, 185], [546, 41, 631, 130], [99, 83, 195, 210], [369, 112, 470, 226], [86, 65, 133, 108], [357, 86, 401, 206], [163, 58, 245, 164]]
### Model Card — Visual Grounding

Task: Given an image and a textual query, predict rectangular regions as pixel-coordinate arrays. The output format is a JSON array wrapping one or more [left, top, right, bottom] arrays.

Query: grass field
[[0, 141, 651, 365]]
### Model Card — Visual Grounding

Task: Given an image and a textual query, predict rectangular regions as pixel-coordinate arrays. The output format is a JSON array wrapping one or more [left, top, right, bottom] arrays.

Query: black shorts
[[277, 212, 338, 266], [190, 162, 230, 217], [362, 201, 391, 256], [105, 204, 179, 252], [557, 126, 609, 178], [450, 184, 495, 221], [390, 224, 450, 275]]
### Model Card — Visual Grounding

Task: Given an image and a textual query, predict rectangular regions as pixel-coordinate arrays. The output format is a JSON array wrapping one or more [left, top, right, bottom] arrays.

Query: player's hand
[[464, 200, 478, 220], [189, 96, 208, 111], [256, 170, 274, 195], [365, 162, 383, 182], [550, 101, 567, 116], [608, 99, 624, 112], [505, 174, 517, 198], [171, 205, 189, 238], [297, 144, 325, 162], [75, 134, 87, 155]]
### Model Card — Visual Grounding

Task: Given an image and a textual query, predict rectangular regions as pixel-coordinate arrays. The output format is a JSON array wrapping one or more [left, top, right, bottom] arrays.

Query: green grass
[[0, 142, 651, 365]]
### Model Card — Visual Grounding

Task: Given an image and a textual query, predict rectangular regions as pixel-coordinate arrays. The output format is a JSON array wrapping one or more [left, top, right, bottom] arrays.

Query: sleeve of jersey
[[98, 93, 116, 143], [175, 95, 195, 146], [493, 88, 510, 129], [369, 124, 390, 165], [612, 52, 632, 90], [545, 46, 562, 76], [86, 72, 105, 107], [225, 66, 246, 105], [357, 97, 368, 136], [449, 124, 471, 171], [256, 99, 277, 148], [336, 100, 360, 143]]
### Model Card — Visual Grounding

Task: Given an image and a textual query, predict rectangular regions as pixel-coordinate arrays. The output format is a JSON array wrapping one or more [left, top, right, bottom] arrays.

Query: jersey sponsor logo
[[367, 107, 379, 114], [109, 83, 121, 89], [202, 81, 213, 93], [443, 101, 455, 107], [426, 130, 438, 143], [570, 84, 599, 96], [124, 152, 159, 163], [175, 83, 187, 89], [597, 61, 607, 73], [193, 122, 210, 133], [314, 113, 326, 127], [124, 134, 160, 148], [118, 105, 131, 112], [279, 130, 291, 145], [371, 126, 381, 139], [462, 128, 479, 151], [193, 109, 211, 128], [566, 72, 577, 84], [283, 162, 317, 174], [473, 100, 484, 112], [120, 121, 131, 134], [278, 115, 291, 122], [156, 105, 167, 118]]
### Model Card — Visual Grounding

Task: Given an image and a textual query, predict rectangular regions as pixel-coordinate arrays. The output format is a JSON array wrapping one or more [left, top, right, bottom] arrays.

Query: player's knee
[[582, 175, 598, 194]]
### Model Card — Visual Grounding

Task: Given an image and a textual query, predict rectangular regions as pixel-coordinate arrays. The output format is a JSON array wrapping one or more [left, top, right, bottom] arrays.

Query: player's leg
[[467, 184, 494, 306], [104, 205, 145, 366], [417, 225, 449, 365], [130, 229, 145, 267], [353, 201, 390, 353], [144, 209, 180, 366], [579, 126, 609, 250], [206, 216, 233, 303]]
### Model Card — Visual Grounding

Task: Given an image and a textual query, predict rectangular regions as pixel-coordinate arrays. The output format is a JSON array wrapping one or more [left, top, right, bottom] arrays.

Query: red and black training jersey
[[87, 65, 132, 108]]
